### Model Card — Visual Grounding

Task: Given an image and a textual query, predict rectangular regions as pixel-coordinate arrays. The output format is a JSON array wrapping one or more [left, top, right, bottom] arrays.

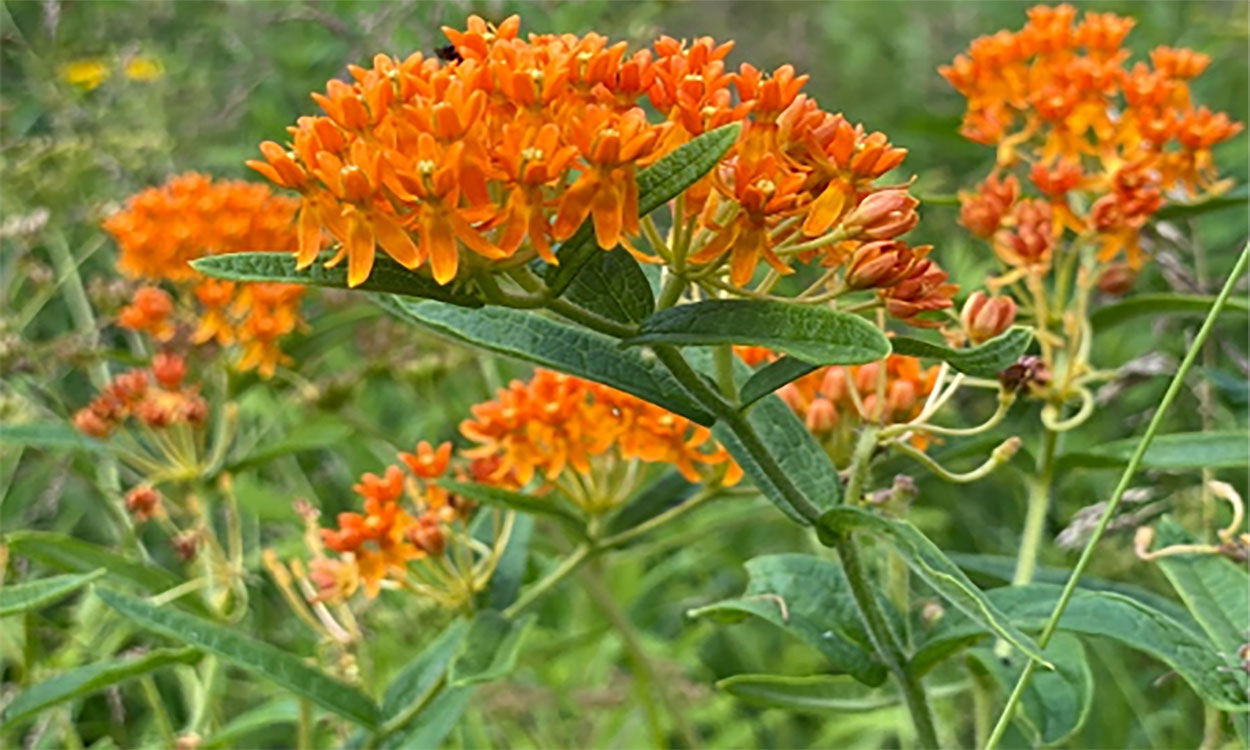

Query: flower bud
[[960, 291, 1017, 344], [959, 174, 1018, 238], [804, 398, 838, 434], [409, 516, 446, 557], [994, 199, 1053, 267], [125, 486, 162, 522], [180, 396, 209, 425], [152, 352, 186, 389], [173, 530, 200, 561], [845, 240, 918, 290], [842, 189, 918, 241], [1097, 263, 1137, 295], [74, 408, 113, 438]]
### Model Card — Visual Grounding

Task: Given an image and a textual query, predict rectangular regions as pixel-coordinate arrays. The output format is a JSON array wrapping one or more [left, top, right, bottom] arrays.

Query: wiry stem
[[984, 240, 1250, 749]]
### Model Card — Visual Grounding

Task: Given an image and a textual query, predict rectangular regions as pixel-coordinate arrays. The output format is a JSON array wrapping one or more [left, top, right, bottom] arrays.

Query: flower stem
[[984, 240, 1250, 750], [1012, 426, 1058, 586], [501, 543, 593, 619]]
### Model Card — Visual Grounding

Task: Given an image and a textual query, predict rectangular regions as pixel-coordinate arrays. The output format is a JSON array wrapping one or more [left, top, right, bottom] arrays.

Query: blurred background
[[2, 2, 1247, 748]]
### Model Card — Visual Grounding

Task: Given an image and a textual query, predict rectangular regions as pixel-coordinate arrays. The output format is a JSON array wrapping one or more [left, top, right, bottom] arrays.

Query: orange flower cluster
[[248, 15, 943, 316], [72, 353, 206, 438], [943, 4, 1242, 269], [103, 173, 308, 377], [312, 441, 470, 600], [738, 347, 939, 457], [461, 369, 740, 510]]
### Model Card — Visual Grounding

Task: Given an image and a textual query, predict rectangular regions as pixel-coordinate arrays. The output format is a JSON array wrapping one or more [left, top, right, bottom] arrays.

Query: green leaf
[[546, 123, 741, 295], [224, 420, 354, 474], [629, 300, 890, 366], [0, 422, 105, 452], [6, 532, 210, 614], [606, 470, 697, 536], [913, 584, 1249, 712], [191, 252, 484, 307], [448, 610, 534, 687], [0, 647, 200, 726], [1091, 293, 1250, 330], [948, 552, 1194, 627], [739, 356, 821, 409], [819, 507, 1050, 668], [381, 619, 470, 719], [480, 513, 533, 610], [376, 296, 715, 425], [95, 588, 380, 727], [717, 673, 901, 713], [1155, 188, 1249, 219], [552, 247, 654, 325], [438, 480, 584, 532], [890, 327, 1033, 378], [0, 568, 105, 617], [713, 393, 841, 525], [203, 699, 300, 749], [687, 554, 888, 686], [384, 687, 472, 750], [1153, 516, 1250, 656], [966, 633, 1093, 746], [1056, 430, 1249, 471]]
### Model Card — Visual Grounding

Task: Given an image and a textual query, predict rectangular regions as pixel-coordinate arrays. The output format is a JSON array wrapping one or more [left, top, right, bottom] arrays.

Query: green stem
[[140, 674, 177, 747], [501, 543, 594, 619], [984, 240, 1250, 750], [298, 699, 314, 750], [844, 426, 880, 505], [713, 345, 736, 399], [655, 271, 687, 311], [1012, 428, 1058, 586], [369, 673, 446, 746], [599, 487, 723, 549], [835, 535, 939, 749]]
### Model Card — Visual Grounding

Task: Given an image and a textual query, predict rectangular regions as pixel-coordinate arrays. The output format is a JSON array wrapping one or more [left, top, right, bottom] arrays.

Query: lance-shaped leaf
[[1153, 516, 1250, 657], [546, 123, 741, 295], [439, 480, 584, 533], [628, 300, 890, 366], [204, 699, 301, 749], [447, 610, 535, 687], [713, 393, 842, 525], [96, 588, 381, 727], [375, 296, 715, 425], [1091, 292, 1250, 330], [383, 688, 472, 750], [0, 422, 105, 453], [0, 647, 200, 726], [717, 673, 968, 714], [1056, 430, 1249, 472], [479, 513, 533, 611], [224, 420, 353, 473], [547, 247, 655, 325], [890, 327, 1033, 378], [819, 507, 1050, 667], [913, 583, 1249, 712], [687, 554, 888, 686], [1155, 188, 1249, 219], [191, 252, 484, 307], [966, 633, 1093, 747], [0, 569, 105, 617], [739, 356, 822, 409], [7, 531, 212, 615]]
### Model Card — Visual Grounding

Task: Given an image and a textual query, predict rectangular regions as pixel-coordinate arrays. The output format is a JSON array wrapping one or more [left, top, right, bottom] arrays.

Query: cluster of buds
[[460, 369, 741, 512], [738, 348, 940, 462], [246, 15, 949, 320], [72, 353, 206, 438], [944, 4, 1242, 274], [103, 174, 308, 378]]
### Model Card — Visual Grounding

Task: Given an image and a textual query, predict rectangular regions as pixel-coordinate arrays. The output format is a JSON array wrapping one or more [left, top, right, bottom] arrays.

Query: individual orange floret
[[959, 174, 1019, 239], [118, 286, 176, 342], [151, 352, 186, 389], [961, 292, 1019, 344], [879, 254, 959, 327], [400, 441, 453, 479], [125, 486, 163, 522]]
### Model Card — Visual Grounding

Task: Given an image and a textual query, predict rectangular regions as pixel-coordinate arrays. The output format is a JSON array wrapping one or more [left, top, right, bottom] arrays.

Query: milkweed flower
[[460, 369, 740, 513], [942, 4, 1242, 270], [304, 442, 506, 608], [103, 174, 309, 377], [247, 15, 925, 299]]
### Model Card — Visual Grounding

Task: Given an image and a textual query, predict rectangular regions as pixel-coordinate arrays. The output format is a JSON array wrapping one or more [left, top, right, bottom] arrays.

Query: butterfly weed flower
[[460, 369, 740, 514], [103, 174, 310, 377]]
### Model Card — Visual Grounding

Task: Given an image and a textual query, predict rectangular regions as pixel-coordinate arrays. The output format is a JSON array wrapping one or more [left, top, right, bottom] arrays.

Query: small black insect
[[435, 44, 462, 63]]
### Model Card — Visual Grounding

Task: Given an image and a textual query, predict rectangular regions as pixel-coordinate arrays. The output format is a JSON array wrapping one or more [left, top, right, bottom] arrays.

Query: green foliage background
[[1, 1, 1247, 748]]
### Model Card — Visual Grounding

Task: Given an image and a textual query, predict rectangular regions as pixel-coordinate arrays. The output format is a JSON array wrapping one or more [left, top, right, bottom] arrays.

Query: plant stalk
[[984, 240, 1250, 749]]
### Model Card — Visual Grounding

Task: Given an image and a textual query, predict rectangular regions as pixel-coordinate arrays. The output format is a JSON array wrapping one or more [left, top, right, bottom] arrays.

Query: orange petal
[[296, 202, 322, 269], [424, 215, 459, 285], [346, 214, 376, 288], [590, 182, 623, 249], [553, 174, 598, 240], [372, 211, 421, 269], [802, 182, 848, 237]]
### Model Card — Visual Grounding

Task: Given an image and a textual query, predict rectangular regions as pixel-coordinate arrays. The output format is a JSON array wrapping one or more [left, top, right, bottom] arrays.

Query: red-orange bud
[[960, 291, 1017, 344]]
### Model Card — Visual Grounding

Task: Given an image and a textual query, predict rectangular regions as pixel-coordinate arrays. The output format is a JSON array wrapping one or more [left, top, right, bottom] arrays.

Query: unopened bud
[[805, 398, 838, 434], [152, 352, 186, 389], [999, 355, 1050, 391], [842, 189, 918, 241], [960, 292, 1018, 344], [1097, 263, 1137, 296], [125, 486, 162, 522]]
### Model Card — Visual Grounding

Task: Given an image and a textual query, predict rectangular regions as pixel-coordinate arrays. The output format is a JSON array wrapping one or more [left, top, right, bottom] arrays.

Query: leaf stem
[[984, 240, 1250, 749], [1012, 428, 1059, 587], [501, 543, 594, 620]]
